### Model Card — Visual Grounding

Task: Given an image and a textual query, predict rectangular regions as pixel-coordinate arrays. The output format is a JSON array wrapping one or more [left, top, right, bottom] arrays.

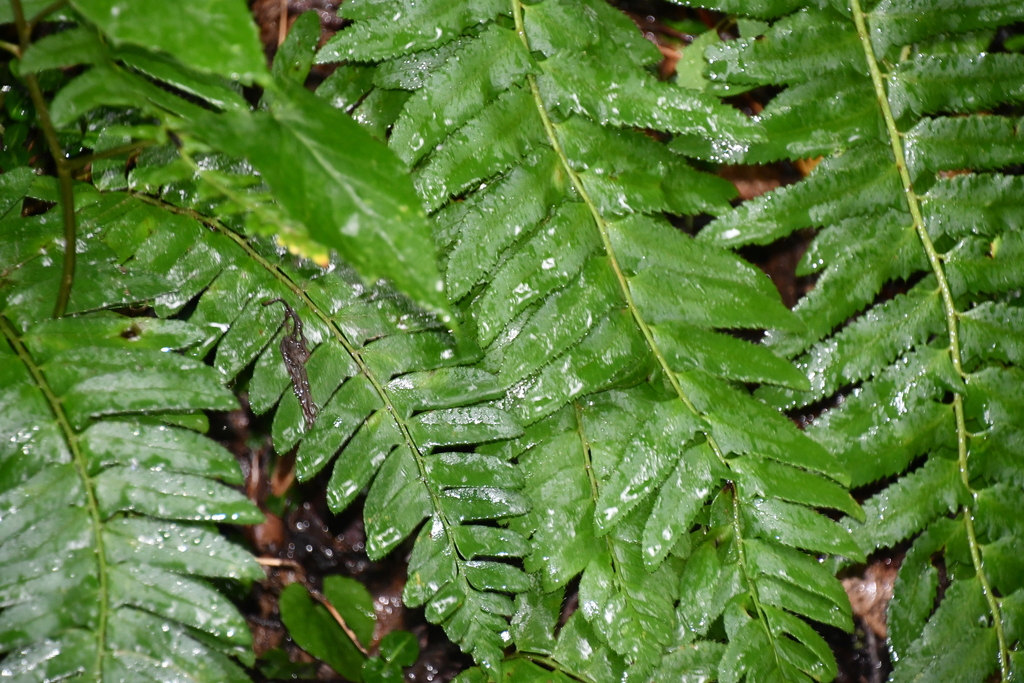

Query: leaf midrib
[[0, 315, 110, 679], [133, 196, 474, 611], [508, 0, 782, 665], [848, 0, 1009, 675]]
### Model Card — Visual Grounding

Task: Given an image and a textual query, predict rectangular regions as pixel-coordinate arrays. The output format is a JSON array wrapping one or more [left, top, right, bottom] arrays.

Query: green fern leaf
[[3, 8, 537, 675], [886, 517, 957, 659], [846, 456, 969, 556], [922, 174, 1024, 240], [889, 53, 1024, 120], [123, 189, 529, 671], [321, 0, 509, 62], [966, 367, 1024, 486], [321, 0, 860, 676], [697, 0, 1024, 677], [809, 347, 959, 488], [501, 393, 689, 667], [0, 205, 263, 679], [757, 279, 944, 410], [69, 0, 267, 82], [974, 485, 1024, 597], [655, 641, 726, 681], [122, 129, 535, 670], [904, 115, 1024, 180], [388, 24, 536, 167], [890, 578, 999, 683], [869, 0, 1024, 54]]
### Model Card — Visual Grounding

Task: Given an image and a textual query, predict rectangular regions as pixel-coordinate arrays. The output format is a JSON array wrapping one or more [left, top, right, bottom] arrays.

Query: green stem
[[28, 0, 67, 29], [10, 0, 78, 318], [511, 653, 598, 683], [133, 193, 468, 603], [1, 316, 109, 678], [0, 40, 20, 56], [69, 140, 155, 171], [511, 0, 779, 659], [50, 161, 77, 315], [849, 0, 1008, 677]]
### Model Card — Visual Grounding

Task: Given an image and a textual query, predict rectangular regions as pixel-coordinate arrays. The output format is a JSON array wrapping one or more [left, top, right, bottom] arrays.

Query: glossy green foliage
[[1, 96, 520, 683], [5, 0, 1021, 680], [278, 575, 406, 681], [123, 146, 529, 672], [0, 179, 264, 679], [319, 0, 860, 679], [69, 0, 268, 83], [2, 2, 528, 680], [21, 3, 448, 316], [697, 0, 1024, 679]]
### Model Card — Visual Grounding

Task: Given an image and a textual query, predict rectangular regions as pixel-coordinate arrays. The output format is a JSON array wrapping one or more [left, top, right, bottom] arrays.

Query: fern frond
[[0, 190, 263, 679], [119, 122, 541, 672], [108, 176, 529, 669], [319, 0, 863, 676], [696, 0, 1024, 677]]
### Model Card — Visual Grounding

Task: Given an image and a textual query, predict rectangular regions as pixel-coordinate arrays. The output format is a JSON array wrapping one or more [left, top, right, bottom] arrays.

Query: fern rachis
[[697, 0, 1024, 680], [316, 1, 868, 679]]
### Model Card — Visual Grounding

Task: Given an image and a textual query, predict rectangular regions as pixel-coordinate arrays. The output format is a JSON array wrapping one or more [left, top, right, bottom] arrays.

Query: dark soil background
[[231, 2, 904, 681]]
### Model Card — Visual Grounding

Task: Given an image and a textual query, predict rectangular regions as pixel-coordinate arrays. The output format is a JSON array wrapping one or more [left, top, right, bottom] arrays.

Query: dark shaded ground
[[230, 1, 902, 681], [210, 401, 472, 682]]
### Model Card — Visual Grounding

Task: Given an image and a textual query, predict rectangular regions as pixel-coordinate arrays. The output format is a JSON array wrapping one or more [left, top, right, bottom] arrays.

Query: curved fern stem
[[513, 652, 598, 683], [849, 0, 1009, 676], [10, 0, 78, 319], [0, 316, 110, 679], [509, 0, 781, 661], [27, 0, 66, 30], [509, 0, 713, 458], [134, 194, 469, 606]]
